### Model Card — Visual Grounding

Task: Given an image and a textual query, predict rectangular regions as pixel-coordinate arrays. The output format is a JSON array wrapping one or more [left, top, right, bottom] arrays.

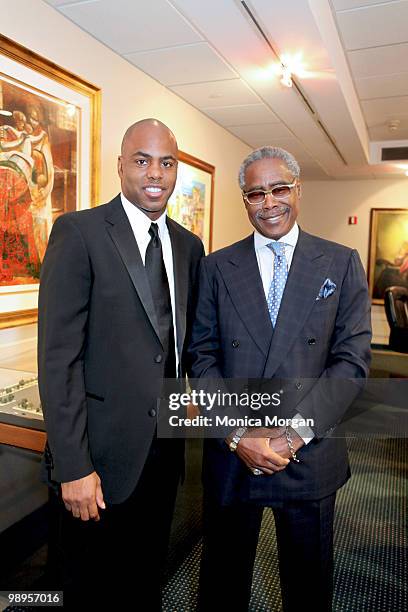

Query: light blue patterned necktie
[[267, 242, 288, 327]]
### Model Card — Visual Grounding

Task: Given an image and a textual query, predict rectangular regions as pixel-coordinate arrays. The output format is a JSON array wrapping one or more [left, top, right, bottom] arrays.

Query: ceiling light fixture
[[270, 52, 307, 88], [280, 64, 293, 88], [281, 52, 307, 78]]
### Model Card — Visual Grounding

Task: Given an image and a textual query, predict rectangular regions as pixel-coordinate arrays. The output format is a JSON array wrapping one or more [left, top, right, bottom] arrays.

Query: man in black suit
[[37, 118, 204, 609], [188, 147, 371, 611]]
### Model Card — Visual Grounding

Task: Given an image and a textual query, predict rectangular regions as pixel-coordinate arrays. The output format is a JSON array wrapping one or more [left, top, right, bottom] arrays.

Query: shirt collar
[[120, 192, 168, 238], [254, 222, 299, 251]]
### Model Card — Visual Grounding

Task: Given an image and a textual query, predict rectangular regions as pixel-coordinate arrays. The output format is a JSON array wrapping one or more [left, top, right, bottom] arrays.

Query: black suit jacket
[[38, 195, 204, 504], [188, 229, 372, 505]]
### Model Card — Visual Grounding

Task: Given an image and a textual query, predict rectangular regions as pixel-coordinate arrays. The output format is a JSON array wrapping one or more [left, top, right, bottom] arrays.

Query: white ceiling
[[45, 0, 408, 180]]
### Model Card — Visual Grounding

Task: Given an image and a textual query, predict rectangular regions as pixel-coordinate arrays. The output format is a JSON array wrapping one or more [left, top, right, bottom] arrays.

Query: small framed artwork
[[0, 34, 101, 329], [368, 208, 408, 304], [167, 151, 214, 253]]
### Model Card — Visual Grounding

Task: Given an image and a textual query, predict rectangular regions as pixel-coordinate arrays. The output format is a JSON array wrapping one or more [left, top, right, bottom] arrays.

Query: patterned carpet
[[163, 437, 407, 612], [1, 434, 406, 611]]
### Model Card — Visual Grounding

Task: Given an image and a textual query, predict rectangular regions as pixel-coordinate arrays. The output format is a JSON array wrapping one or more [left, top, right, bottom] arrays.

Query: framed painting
[[167, 151, 214, 253], [368, 208, 408, 304], [0, 35, 100, 329]]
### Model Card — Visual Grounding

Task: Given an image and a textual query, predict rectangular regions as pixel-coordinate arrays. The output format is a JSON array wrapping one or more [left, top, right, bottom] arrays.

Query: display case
[[0, 368, 45, 452]]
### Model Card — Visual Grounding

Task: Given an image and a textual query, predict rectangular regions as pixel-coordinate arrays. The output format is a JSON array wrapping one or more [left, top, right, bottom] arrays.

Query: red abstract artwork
[[0, 78, 78, 285]]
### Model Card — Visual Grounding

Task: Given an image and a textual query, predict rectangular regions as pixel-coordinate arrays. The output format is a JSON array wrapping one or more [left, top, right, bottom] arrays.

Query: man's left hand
[[268, 426, 305, 459]]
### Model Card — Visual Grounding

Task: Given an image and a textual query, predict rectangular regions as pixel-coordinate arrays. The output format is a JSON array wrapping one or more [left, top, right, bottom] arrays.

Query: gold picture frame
[[0, 34, 101, 329], [168, 151, 214, 253], [368, 208, 408, 304]]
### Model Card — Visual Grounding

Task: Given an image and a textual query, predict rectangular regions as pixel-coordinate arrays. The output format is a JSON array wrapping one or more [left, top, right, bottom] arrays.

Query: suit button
[[295, 382, 302, 390], [232, 340, 240, 348], [154, 354, 163, 363], [149, 408, 157, 417], [279, 388, 284, 395], [308, 338, 316, 345]]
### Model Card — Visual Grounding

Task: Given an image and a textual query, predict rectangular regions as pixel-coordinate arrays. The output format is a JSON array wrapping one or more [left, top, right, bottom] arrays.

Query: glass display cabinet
[[0, 368, 45, 452]]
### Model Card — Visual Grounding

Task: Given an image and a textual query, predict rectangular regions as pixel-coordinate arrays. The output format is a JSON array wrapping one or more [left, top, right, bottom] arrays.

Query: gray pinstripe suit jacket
[[188, 229, 372, 505]]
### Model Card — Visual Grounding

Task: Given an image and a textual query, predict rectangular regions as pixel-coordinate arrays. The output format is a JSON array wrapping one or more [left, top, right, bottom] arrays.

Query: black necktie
[[145, 222, 176, 378]]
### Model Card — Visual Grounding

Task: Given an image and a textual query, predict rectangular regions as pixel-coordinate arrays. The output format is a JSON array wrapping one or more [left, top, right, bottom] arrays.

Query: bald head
[[121, 118, 177, 156], [118, 118, 179, 220]]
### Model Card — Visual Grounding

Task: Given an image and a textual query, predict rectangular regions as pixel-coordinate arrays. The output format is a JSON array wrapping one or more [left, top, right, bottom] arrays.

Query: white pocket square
[[316, 278, 336, 301]]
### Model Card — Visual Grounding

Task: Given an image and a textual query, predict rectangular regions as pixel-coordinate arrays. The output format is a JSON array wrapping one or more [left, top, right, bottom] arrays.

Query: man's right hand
[[236, 434, 290, 475], [61, 471, 106, 521]]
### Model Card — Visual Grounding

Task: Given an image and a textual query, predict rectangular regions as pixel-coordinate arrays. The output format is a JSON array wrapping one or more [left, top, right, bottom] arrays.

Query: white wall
[[2, 0, 251, 251], [299, 178, 408, 343]]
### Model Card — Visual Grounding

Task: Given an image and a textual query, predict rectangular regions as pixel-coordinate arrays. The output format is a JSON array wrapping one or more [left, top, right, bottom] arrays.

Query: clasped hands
[[187, 403, 304, 475], [233, 427, 304, 476]]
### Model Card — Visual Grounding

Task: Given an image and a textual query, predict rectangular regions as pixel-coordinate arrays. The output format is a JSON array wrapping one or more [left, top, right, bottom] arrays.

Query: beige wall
[[299, 178, 408, 343], [299, 178, 408, 264], [2, 0, 251, 252]]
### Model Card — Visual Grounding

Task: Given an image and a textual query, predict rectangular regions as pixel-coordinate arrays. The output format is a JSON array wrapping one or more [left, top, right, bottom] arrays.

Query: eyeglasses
[[243, 181, 297, 205]]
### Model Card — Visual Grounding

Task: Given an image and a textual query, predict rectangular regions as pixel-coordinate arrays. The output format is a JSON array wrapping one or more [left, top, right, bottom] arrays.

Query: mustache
[[255, 205, 290, 219]]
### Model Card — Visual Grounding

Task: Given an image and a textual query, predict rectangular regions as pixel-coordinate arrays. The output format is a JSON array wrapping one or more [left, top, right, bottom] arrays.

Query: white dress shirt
[[253, 223, 314, 444], [120, 193, 179, 370], [254, 222, 299, 295]]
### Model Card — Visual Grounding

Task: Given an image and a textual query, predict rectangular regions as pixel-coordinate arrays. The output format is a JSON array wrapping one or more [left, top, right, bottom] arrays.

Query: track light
[[280, 64, 293, 88]]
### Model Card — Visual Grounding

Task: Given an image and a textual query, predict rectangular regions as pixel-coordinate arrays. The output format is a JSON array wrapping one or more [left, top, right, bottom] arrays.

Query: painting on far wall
[[0, 34, 100, 329], [368, 208, 408, 304], [167, 151, 214, 253]]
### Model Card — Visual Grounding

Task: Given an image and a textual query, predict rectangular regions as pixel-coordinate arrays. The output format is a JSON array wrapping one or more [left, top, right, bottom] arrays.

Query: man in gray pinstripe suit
[[189, 147, 371, 612]]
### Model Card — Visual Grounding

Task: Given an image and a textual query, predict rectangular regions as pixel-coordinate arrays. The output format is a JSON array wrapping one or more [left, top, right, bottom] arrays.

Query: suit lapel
[[167, 218, 189, 357], [263, 230, 332, 378], [217, 235, 272, 357], [105, 196, 161, 345]]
